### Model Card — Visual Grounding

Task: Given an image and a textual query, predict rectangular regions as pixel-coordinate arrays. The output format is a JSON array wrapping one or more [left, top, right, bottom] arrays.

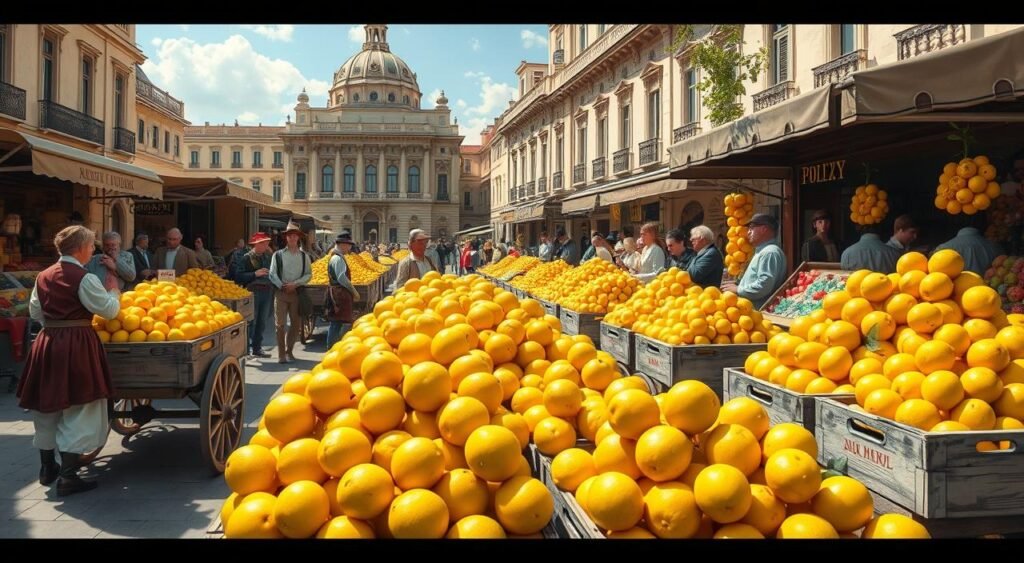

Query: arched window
[[387, 165, 399, 193], [321, 164, 334, 192], [408, 166, 420, 193], [353, 93, 360, 102], [387, 92, 396, 103], [369, 91, 379, 102], [403, 95, 410, 105], [366, 165, 377, 193], [343, 165, 355, 192]]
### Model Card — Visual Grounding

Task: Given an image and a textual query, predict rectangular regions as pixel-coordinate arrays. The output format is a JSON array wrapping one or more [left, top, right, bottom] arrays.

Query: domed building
[[279, 24, 463, 243]]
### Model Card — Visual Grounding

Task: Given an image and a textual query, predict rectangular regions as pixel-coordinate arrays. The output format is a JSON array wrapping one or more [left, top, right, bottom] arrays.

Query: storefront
[[509, 197, 565, 250]]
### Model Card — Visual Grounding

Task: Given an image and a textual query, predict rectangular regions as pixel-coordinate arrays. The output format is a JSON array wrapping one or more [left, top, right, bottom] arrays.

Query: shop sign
[[134, 202, 175, 216], [629, 204, 642, 223], [610, 204, 621, 222], [157, 269, 176, 282], [499, 211, 515, 223], [800, 159, 846, 185], [514, 204, 544, 222]]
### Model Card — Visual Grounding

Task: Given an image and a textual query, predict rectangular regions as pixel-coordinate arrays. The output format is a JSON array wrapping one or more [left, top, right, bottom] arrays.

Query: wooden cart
[[299, 285, 328, 344], [218, 294, 255, 323], [80, 322, 248, 474]]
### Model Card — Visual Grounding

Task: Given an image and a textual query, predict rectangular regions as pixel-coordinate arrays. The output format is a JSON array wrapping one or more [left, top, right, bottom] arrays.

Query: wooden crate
[[633, 334, 765, 397], [599, 322, 634, 370], [529, 444, 603, 539], [538, 298, 559, 319], [816, 397, 1024, 521], [218, 295, 254, 323], [759, 261, 850, 328], [723, 368, 853, 437], [106, 321, 245, 390], [559, 307, 601, 342]]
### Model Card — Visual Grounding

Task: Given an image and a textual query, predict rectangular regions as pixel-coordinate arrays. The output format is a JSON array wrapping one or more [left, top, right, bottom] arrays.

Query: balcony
[[386, 191, 401, 199], [673, 122, 702, 143], [613, 148, 631, 174], [526, 181, 536, 198], [537, 176, 547, 194], [552, 25, 639, 94], [294, 191, 307, 200], [39, 100, 104, 145], [752, 81, 798, 112], [508, 187, 516, 202], [210, 162, 222, 169], [592, 156, 606, 180], [253, 162, 263, 169], [0, 81, 26, 120], [573, 164, 586, 185], [317, 191, 334, 199], [136, 76, 184, 118], [340, 191, 356, 199], [361, 192, 379, 199], [112, 127, 135, 154], [552, 171, 563, 191], [189, 162, 200, 169], [813, 49, 867, 88], [272, 162, 284, 169], [407, 192, 422, 199], [436, 191, 450, 202], [231, 161, 242, 169], [638, 138, 661, 166], [552, 49, 564, 65], [518, 184, 526, 199], [895, 24, 967, 61]]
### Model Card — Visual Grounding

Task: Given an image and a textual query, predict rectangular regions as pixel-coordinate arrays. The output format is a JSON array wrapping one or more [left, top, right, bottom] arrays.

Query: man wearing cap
[[395, 229, 439, 289], [723, 213, 787, 309], [552, 227, 579, 266], [841, 224, 901, 273], [887, 214, 919, 254], [235, 233, 275, 358], [801, 210, 841, 263], [326, 232, 360, 349], [269, 221, 312, 363]]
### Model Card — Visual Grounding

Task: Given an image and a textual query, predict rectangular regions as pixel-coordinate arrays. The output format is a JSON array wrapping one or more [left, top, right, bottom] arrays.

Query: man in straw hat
[[234, 232, 275, 358], [268, 220, 312, 363], [325, 231, 360, 349], [394, 229, 439, 289]]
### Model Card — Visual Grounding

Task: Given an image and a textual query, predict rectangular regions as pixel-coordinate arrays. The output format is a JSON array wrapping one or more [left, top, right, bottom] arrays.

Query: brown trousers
[[274, 289, 300, 359]]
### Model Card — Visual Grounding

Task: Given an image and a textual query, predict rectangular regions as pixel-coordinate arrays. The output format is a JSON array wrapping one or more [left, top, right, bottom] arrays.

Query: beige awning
[[601, 178, 689, 205], [669, 85, 832, 170], [0, 128, 163, 199], [562, 193, 598, 214], [512, 201, 548, 222], [840, 27, 1024, 123], [160, 174, 274, 206]]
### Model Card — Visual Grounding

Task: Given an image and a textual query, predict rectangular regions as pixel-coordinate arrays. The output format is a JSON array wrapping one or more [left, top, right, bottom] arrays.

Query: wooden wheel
[[300, 314, 316, 344], [110, 399, 152, 436], [200, 355, 244, 474]]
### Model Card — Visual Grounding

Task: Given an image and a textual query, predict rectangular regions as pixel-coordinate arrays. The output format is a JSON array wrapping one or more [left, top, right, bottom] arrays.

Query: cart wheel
[[305, 314, 317, 341], [200, 355, 244, 474], [111, 399, 152, 436]]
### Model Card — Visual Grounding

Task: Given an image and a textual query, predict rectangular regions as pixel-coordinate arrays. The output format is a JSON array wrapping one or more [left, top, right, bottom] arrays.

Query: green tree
[[670, 25, 767, 127]]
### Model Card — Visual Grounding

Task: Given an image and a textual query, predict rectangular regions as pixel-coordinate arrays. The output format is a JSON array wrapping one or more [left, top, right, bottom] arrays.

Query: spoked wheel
[[200, 355, 244, 474], [79, 420, 111, 465], [111, 399, 152, 436], [299, 314, 316, 344]]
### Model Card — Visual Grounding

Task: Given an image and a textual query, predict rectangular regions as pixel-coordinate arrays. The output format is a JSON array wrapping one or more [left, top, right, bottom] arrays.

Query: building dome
[[330, 25, 421, 109], [297, 89, 309, 104]]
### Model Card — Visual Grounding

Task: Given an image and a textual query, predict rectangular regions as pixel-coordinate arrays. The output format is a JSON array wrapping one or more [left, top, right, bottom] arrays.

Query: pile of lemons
[[509, 261, 572, 296], [480, 256, 541, 278], [532, 260, 619, 304], [176, 268, 251, 300], [93, 281, 243, 343], [934, 156, 1000, 216], [743, 249, 1024, 441], [357, 252, 390, 274], [724, 193, 756, 278], [849, 184, 889, 226]]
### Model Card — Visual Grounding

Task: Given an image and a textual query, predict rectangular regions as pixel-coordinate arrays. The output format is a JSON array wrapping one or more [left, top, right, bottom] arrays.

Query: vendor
[[801, 209, 841, 263], [325, 232, 360, 349], [634, 222, 669, 284], [17, 226, 120, 496], [841, 225, 901, 273], [234, 233, 274, 359], [268, 221, 312, 364], [666, 229, 696, 270], [129, 233, 155, 286], [933, 216, 1004, 276], [723, 214, 786, 309], [687, 225, 725, 289], [395, 229, 439, 288], [155, 228, 201, 277], [193, 236, 215, 270], [85, 231, 135, 292], [886, 215, 919, 254]]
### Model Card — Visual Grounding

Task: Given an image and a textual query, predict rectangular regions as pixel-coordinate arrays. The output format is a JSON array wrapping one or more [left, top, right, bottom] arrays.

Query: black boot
[[56, 452, 97, 497], [38, 449, 59, 486]]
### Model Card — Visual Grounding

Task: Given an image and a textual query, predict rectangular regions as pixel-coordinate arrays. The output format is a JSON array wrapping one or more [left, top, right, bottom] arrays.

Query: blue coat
[[686, 244, 725, 289]]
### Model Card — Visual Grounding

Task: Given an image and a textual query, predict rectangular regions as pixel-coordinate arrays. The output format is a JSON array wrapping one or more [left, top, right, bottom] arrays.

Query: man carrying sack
[[269, 221, 312, 363], [325, 231, 360, 349]]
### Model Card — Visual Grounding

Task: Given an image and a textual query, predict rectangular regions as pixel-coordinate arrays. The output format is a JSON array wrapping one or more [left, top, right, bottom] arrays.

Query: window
[[556, 137, 563, 172], [576, 122, 587, 164], [295, 172, 306, 197], [463, 159, 471, 173], [0, 25, 9, 83], [620, 105, 631, 147], [529, 147, 536, 180], [597, 117, 607, 157], [685, 68, 699, 123], [253, 151, 262, 167], [578, 25, 588, 53], [174, 136, 180, 157], [541, 142, 547, 176], [273, 151, 282, 166], [190, 150, 199, 166], [80, 56, 93, 115], [519, 77, 525, 96], [840, 24, 856, 55], [387, 92, 395, 103], [437, 174, 449, 199], [252, 179, 261, 192], [511, 152, 517, 187], [389, 228, 398, 244], [369, 91, 378, 102], [647, 90, 660, 139], [353, 93, 359, 102], [113, 74, 125, 127], [232, 150, 242, 166], [41, 37, 55, 101], [408, 166, 420, 193], [152, 125, 159, 149], [464, 191, 471, 210], [211, 150, 221, 166], [138, 119, 145, 142], [598, 24, 606, 34], [403, 95, 410, 105], [533, 71, 543, 88], [321, 164, 334, 192], [272, 180, 282, 202], [164, 131, 170, 153], [365, 165, 377, 193], [343, 165, 355, 192], [387, 165, 399, 193], [771, 25, 790, 84]]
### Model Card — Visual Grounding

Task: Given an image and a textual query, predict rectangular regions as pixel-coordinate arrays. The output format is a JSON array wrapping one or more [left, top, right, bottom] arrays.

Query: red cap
[[248, 232, 272, 245]]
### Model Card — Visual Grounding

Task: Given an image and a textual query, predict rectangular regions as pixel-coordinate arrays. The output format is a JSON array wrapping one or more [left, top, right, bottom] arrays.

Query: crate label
[[157, 269, 176, 282], [843, 438, 894, 470]]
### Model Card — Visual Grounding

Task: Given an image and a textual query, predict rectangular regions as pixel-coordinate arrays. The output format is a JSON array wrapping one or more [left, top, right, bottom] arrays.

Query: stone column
[[334, 147, 341, 198], [399, 147, 408, 194], [452, 146, 461, 200], [377, 145, 385, 194], [283, 148, 293, 202], [356, 146, 365, 193], [425, 145, 433, 198], [310, 144, 319, 196]]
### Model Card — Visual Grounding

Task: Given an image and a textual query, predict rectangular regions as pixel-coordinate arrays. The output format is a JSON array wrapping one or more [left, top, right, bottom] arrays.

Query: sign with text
[[157, 269, 176, 283], [134, 202, 175, 216], [800, 159, 847, 185]]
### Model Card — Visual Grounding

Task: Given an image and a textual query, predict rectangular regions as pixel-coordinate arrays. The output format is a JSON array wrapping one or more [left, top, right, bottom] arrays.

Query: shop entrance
[[362, 212, 379, 243]]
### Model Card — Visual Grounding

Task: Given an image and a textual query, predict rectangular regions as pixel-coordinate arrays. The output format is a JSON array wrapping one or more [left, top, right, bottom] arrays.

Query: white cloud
[[456, 99, 467, 109], [151, 38, 162, 47], [521, 29, 548, 49], [464, 71, 485, 78], [141, 35, 329, 127], [456, 74, 516, 144], [179, 25, 190, 32], [422, 88, 442, 109], [240, 25, 295, 42], [237, 111, 260, 123], [470, 38, 481, 51], [348, 25, 364, 43]]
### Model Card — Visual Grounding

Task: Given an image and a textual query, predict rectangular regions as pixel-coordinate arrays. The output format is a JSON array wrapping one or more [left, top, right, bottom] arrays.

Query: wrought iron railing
[[317, 191, 334, 199], [613, 148, 631, 174], [253, 162, 263, 168], [436, 191, 449, 202], [638, 138, 660, 166], [272, 162, 284, 168], [552, 171, 563, 190], [508, 187, 516, 202], [752, 81, 798, 112], [136, 76, 184, 118], [518, 184, 526, 199], [537, 177, 547, 193], [231, 161, 242, 168], [895, 24, 966, 61], [113, 127, 135, 154], [189, 162, 200, 169], [39, 99, 104, 145], [362, 192, 379, 199], [210, 162, 222, 168], [813, 49, 867, 88], [573, 163, 586, 185], [526, 181, 536, 197], [0, 81, 26, 120], [553, 49, 564, 65], [340, 191, 356, 199], [294, 191, 307, 200], [672, 122, 701, 143], [386, 192, 401, 199], [592, 156, 606, 180], [407, 192, 422, 199]]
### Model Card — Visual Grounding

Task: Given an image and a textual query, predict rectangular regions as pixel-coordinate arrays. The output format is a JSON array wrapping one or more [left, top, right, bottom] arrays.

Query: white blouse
[[634, 244, 668, 283]]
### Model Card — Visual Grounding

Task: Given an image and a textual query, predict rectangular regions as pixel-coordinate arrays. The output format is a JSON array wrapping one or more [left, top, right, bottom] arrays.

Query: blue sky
[[137, 24, 551, 144]]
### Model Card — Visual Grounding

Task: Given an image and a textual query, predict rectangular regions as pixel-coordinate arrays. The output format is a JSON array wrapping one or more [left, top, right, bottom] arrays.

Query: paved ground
[[0, 317, 328, 538]]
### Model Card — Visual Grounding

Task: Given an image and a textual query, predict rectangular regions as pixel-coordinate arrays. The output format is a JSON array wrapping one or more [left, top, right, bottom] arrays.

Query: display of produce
[[984, 194, 1024, 246], [479, 256, 540, 279], [531, 260, 618, 304], [984, 255, 1024, 313], [176, 268, 252, 300], [934, 155, 1000, 216], [603, 267, 695, 329], [849, 184, 889, 225], [764, 270, 850, 319], [509, 260, 572, 295], [92, 281, 243, 343], [723, 192, 755, 277], [310, 253, 383, 286], [357, 252, 390, 274]]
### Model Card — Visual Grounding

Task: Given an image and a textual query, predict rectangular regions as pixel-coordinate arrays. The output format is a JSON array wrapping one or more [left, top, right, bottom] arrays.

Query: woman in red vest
[[17, 226, 120, 496]]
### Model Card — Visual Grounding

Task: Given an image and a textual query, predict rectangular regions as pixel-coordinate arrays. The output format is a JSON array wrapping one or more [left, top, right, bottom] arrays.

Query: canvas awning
[[512, 200, 549, 222], [562, 193, 598, 214], [840, 27, 1024, 123], [668, 85, 832, 170], [455, 224, 493, 237], [0, 128, 163, 199], [601, 179, 690, 205], [159, 174, 274, 206]]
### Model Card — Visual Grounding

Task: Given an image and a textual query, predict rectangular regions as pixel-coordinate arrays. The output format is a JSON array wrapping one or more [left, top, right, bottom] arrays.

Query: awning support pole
[[0, 143, 27, 167]]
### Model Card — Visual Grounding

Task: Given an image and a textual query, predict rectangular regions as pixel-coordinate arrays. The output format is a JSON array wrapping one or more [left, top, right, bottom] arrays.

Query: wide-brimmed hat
[[248, 232, 272, 245], [335, 231, 354, 245], [284, 220, 305, 236]]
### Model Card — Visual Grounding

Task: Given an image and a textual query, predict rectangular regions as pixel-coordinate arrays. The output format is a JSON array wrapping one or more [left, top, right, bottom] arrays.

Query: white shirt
[[30, 256, 121, 321], [595, 246, 614, 263], [164, 247, 179, 270], [620, 250, 640, 272], [635, 244, 668, 283]]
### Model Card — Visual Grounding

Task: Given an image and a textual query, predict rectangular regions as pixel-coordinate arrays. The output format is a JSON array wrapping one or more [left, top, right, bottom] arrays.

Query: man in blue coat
[[686, 224, 725, 289]]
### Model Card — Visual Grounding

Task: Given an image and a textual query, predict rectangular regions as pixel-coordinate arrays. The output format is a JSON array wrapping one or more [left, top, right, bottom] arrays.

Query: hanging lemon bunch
[[724, 192, 755, 277], [934, 124, 1000, 216]]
